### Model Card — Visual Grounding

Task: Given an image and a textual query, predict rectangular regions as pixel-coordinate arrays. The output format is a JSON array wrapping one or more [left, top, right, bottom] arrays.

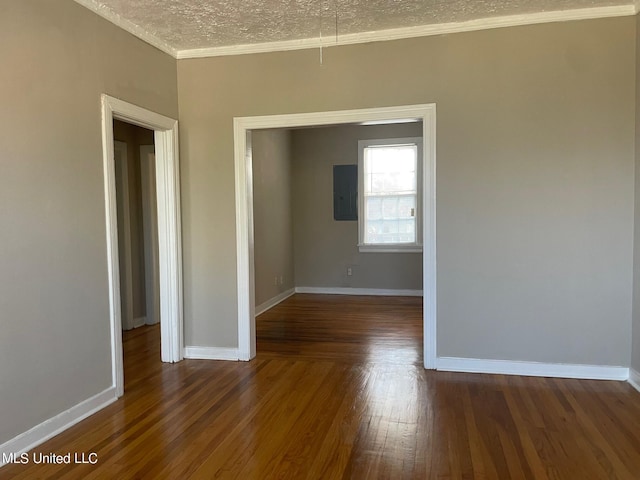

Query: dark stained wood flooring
[[3, 294, 640, 479]]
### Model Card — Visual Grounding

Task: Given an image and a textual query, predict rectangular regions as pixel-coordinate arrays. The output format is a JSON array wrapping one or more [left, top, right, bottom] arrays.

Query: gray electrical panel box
[[333, 165, 357, 221]]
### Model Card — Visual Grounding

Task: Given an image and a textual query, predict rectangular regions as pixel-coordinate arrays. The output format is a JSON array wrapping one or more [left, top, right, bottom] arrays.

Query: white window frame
[[357, 137, 423, 253]]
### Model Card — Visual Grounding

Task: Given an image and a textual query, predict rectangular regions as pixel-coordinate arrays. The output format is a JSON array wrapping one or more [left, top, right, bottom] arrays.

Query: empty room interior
[[2, 0, 640, 478]]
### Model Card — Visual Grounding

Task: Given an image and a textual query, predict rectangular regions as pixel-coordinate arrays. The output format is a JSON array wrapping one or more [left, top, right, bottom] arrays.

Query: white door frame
[[233, 104, 437, 369], [101, 94, 183, 397]]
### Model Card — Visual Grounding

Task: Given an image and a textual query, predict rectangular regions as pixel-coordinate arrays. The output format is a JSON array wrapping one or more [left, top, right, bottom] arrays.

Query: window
[[358, 137, 423, 252]]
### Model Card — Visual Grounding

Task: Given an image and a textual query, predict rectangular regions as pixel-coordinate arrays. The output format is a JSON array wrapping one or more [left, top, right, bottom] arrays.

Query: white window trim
[[357, 137, 423, 253]]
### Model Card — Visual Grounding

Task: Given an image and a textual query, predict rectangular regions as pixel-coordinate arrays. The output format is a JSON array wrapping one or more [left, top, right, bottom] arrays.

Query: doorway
[[113, 121, 160, 334], [251, 123, 424, 363], [101, 95, 183, 398], [233, 104, 437, 369]]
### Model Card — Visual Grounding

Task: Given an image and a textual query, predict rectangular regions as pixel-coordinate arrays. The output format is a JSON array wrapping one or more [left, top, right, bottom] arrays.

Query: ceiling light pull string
[[319, 0, 323, 65], [335, 0, 338, 44]]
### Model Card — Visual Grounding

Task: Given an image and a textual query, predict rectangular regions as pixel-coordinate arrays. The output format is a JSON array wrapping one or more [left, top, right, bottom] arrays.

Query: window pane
[[382, 196, 398, 219], [361, 141, 419, 246], [370, 173, 385, 193], [398, 196, 416, 218], [365, 197, 382, 220], [364, 145, 417, 196], [364, 201, 416, 244]]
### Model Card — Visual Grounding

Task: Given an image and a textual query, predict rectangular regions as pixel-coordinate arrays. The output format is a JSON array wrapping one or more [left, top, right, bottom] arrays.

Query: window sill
[[358, 244, 423, 253]]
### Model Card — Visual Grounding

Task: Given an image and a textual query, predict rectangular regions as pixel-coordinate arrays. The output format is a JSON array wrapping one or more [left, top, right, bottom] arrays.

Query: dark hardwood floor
[[3, 294, 640, 479]]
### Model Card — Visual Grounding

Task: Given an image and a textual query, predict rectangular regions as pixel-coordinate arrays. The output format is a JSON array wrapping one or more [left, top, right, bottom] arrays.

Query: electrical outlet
[[280, 276, 284, 285], [274, 276, 278, 286], [347, 267, 352, 276]]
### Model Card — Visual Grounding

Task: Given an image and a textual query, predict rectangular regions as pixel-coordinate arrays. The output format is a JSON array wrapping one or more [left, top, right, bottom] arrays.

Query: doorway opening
[[233, 104, 437, 369], [101, 95, 183, 398], [113, 121, 159, 336], [251, 123, 424, 364]]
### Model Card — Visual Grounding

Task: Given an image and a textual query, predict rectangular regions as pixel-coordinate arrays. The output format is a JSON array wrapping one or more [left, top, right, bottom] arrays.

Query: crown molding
[[73, 0, 177, 57], [177, 5, 636, 59], [75, 1, 636, 61]]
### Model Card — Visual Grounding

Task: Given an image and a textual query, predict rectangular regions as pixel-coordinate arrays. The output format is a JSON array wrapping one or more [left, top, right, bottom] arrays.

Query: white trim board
[[101, 94, 184, 400], [0, 388, 117, 468], [629, 368, 640, 393], [184, 347, 240, 361], [234, 104, 437, 369], [437, 357, 629, 381], [255, 288, 295, 316], [295, 287, 423, 297]]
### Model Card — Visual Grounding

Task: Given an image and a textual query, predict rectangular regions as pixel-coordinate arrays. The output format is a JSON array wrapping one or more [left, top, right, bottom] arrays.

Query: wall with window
[[178, 16, 634, 367], [291, 123, 423, 291]]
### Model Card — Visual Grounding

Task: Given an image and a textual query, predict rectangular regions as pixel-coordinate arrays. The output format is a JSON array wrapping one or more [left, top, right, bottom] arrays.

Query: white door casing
[[233, 104, 437, 369], [101, 95, 183, 398]]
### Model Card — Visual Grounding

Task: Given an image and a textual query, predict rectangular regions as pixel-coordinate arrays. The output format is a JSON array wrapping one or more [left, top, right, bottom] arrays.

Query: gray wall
[[0, 0, 178, 445], [291, 123, 423, 290], [177, 17, 635, 365], [252, 129, 295, 307], [632, 13, 640, 376]]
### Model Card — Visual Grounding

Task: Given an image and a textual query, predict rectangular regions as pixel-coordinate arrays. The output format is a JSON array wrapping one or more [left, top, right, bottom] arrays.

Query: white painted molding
[[101, 96, 125, 397], [629, 368, 640, 393], [154, 120, 184, 364], [234, 104, 437, 369], [73, 0, 176, 57], [177, 5, 635, 59], [437, 357, 629, 381], [101, 94, 183, 399], [295, 287, 423, 297], [234, 123, 256, 363], [422, 110, 437, 370], [184, 347, 240, 361], [255, 288, 295, 316], [0, 388, 117, 467]]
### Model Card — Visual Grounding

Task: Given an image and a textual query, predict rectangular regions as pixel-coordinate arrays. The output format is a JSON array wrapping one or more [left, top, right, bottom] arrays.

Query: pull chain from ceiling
[[319, 0, 339, 65]]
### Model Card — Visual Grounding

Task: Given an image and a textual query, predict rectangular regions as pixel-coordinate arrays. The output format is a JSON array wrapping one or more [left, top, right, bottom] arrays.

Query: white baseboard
[[0, 387, 117, 467], [437, 357, 629, 381], [184, 346, 240, 361], [133, 316, 147, 328], [255, 288, 295, 316], [629, 368, 640, 393], [294, 287, 423, 297]]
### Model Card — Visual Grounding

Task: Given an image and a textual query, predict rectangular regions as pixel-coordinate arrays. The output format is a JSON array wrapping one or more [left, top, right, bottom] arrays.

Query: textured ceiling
[[83, 0, 632, 51]]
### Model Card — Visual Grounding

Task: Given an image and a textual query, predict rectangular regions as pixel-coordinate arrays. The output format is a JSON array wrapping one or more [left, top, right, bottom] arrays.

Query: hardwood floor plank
[[2, 294, 640, 479]]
